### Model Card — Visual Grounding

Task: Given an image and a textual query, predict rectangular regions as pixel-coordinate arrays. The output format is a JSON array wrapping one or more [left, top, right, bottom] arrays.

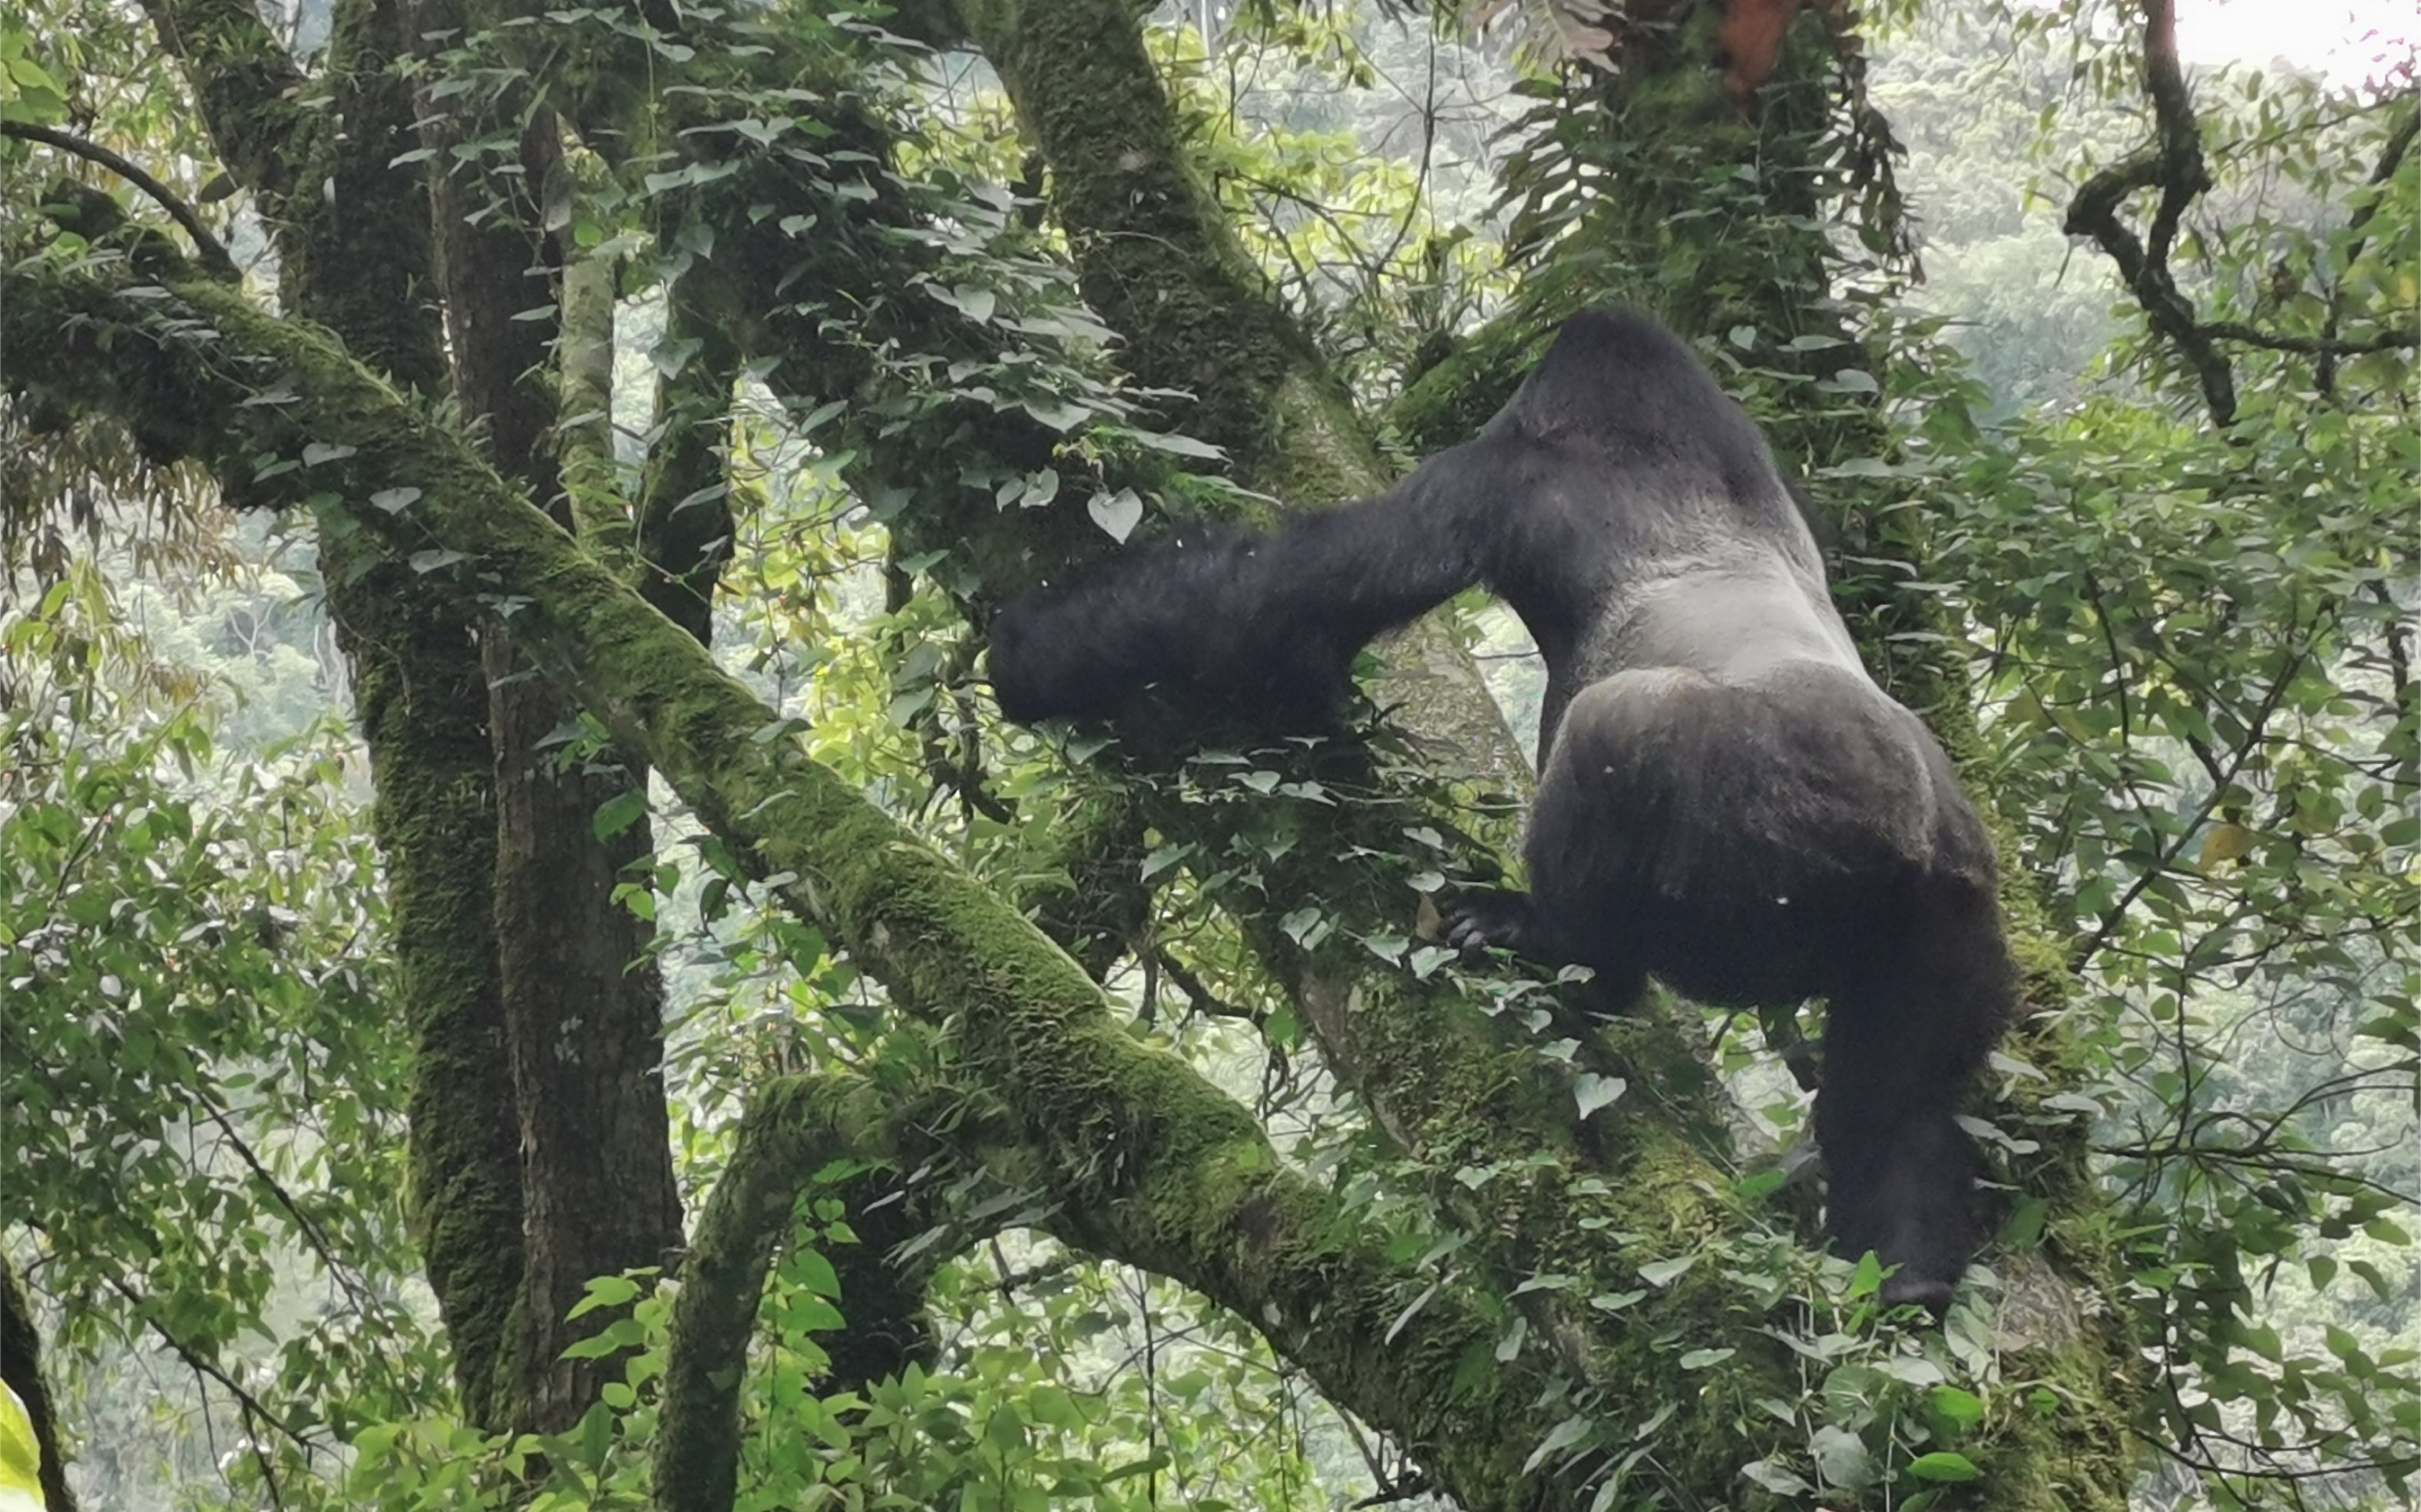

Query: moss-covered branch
[[965, 0, 1525, 779], [2, 261, 1584, 1510]]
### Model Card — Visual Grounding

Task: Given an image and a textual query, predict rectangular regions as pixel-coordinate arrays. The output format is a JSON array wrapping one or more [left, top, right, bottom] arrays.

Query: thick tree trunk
[[134, 0, 530, 1424], [321, 538, 524, 1426], [425, 105, 685, 1433], [2, 265, 1580, 1507]]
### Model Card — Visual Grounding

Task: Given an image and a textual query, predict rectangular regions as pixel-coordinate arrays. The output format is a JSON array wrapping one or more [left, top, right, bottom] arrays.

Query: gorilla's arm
[[988, 439, 1526, 727], [992, 306, 2022, 1311]]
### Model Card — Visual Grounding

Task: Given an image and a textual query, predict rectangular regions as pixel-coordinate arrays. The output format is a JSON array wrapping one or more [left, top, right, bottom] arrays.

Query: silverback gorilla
[[987, 309, 2017, 1309]]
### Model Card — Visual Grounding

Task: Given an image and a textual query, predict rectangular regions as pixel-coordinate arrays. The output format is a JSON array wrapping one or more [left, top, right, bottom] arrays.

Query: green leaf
[[1637, 1255, 1695, 1287], [0, 1382, 43, 1512], [1128, 428, 1225, 460], [1278, 907, 1327, 948], [1736, 1168, 1786, 1200], [1384, 1280, 1439, 1345], [1087, 487, 1143, 542], [591, 788, 647, 841], [1573, 1072, 1626, 1120], [1523, 1414, 1593, 1474], [1139, 842, 1190, 881], [1905, 1451, 1981, 1483], [936, 285, 996, 323], [1811, 1423, 1873, 1487], [792, 1246, 842, 1299], [567, 1274, 643, 1318], [1023, 397, 1092, 432], [1849, 1249, 1884, 1297], [1931, 1385, 1986, 1427], [1741, 1459, 1813, 1496]]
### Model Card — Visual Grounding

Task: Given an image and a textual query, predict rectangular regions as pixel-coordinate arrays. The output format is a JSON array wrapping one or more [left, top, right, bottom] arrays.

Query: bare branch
[[1, 122, 237, 276], [2062, 0, 2234, 425]]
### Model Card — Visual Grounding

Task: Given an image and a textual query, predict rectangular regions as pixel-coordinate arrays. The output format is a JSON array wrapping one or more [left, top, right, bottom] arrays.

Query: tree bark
[[2, 262, 1586, 1510], [135, 0, 528, 1424], [422, 96, 686, 1432]]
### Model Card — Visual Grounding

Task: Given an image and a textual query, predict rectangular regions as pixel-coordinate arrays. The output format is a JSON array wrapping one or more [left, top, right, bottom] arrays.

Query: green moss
[[331, 531, 523, 1431], [968, 0, 1464, 532], [221, 0, 530, 1424]]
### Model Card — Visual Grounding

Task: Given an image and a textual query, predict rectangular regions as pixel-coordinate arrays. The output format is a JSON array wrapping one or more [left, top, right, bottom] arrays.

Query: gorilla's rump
[[1525, 661, 1995, 1004]]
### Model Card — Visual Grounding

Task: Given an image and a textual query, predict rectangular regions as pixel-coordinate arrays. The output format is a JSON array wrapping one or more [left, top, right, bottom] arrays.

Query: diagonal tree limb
[[2, 258, 1577, 1512]]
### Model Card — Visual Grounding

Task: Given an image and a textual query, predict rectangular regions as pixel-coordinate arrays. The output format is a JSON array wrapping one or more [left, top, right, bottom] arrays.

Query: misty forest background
[[0, 1, 2414, 1510]]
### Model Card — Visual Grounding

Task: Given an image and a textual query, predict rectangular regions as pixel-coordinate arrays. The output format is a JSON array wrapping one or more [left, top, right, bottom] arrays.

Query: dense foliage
[[2, 1, 2412, 1510]]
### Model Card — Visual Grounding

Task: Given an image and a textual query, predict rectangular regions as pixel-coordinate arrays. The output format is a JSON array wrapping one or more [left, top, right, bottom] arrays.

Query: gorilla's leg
[[1446, 674, 1679, 1003], [1815, 883, 2013, 1311]]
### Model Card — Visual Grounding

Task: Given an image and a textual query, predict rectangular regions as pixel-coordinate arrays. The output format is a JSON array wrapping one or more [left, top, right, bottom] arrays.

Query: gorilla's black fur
[[989, 309, 2017, 1309]]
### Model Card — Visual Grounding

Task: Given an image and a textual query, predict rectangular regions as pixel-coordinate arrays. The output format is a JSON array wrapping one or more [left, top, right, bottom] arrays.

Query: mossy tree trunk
[[9, 0, 2148, 1503], [137, 0, 689, 1435], [134, 0, 528, 1427], [422, 83, 686, 1432]]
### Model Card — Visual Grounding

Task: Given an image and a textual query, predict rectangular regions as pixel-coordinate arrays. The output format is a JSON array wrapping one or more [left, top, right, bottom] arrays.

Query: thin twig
[[2, 121, 239, 276], [104, 1275, 317, 1474], [1150, 946, 1258, 1024]]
